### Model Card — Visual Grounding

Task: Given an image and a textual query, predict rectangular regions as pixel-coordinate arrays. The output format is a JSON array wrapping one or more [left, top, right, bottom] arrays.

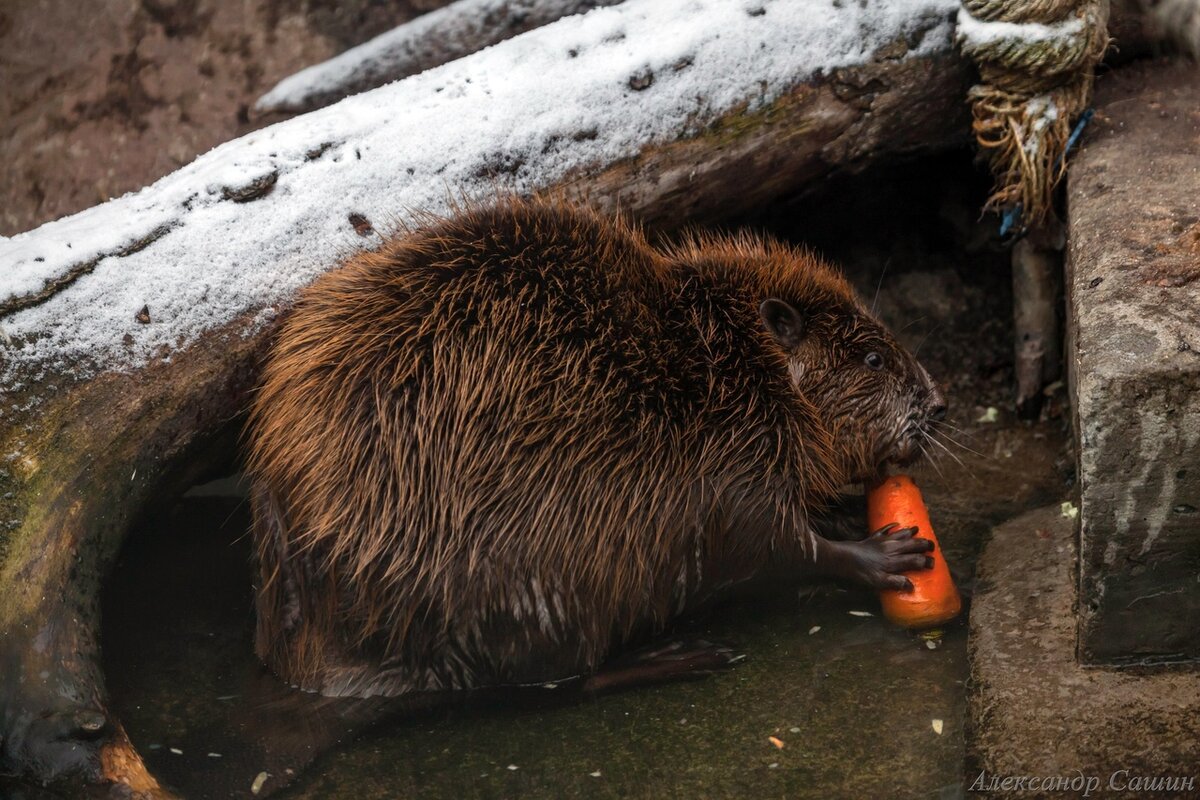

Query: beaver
[[247, 196, 946, 698]]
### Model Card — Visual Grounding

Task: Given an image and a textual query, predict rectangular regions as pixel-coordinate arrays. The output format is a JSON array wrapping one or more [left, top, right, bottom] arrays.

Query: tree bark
[[0, 3, 975, 794]]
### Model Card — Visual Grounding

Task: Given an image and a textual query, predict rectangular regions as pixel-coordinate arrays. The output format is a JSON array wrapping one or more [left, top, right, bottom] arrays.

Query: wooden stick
[[1012, 220, 1065, 418]]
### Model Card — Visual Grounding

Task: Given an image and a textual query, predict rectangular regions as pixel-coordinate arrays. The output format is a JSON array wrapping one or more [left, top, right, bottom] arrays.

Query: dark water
[[104, 493, 970, 800]]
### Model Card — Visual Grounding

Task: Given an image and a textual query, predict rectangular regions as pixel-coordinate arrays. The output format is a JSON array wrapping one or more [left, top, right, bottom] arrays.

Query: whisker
[[927, 432, 979, 480], [938, 420, 978, 437], [871, 257, 892, 316], [914, 323, 945, 358], [935, 428, 987, 458], [926, 429, 964, 462], [938, 422, 972, 438], [920, 440, 947, 480], [931, 420, 988, 450]]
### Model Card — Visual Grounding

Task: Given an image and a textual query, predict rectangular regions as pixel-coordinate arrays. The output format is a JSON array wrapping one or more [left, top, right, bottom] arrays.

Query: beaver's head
[[759, 296, 946, 484]]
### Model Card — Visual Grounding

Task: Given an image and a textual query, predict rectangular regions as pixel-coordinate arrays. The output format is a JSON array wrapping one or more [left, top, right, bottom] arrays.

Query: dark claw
[[870, 523, 920, 541], [72, 709, 108, 738], [881, 536, 933, 557], [636, 640, 684, 660], [880, 574, 913, 591], [892, 553, 934, 572], [870, 522, 900, 538]]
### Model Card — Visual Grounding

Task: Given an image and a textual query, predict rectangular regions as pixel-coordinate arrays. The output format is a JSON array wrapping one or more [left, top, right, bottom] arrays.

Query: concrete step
[[967, 506, 1200, 794]]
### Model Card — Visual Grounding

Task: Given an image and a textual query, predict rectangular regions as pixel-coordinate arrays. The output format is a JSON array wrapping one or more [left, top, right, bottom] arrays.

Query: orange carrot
[[866, 475, 962, 629]]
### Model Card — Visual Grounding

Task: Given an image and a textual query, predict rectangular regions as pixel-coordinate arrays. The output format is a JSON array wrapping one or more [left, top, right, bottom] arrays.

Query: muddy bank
[[0, 0, 451, 236]]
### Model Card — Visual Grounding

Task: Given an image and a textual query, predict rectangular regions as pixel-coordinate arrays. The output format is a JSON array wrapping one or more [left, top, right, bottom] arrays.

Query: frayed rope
[[999, 107, 1094, 239], [957, 0, 1109, 230]]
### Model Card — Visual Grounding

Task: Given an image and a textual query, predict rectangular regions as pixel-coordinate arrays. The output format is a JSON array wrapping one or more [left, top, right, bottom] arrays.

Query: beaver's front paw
[[839, 523, 934, 591], [810, 492, 869, 541]]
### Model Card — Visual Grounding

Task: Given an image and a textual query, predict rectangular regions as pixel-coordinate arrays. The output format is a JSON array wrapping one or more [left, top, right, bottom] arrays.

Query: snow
[[1022, 94, 1061, 158], [955, 6, 1085, 48], [255, 0, 626, 114], [0, 0, 956, 381]]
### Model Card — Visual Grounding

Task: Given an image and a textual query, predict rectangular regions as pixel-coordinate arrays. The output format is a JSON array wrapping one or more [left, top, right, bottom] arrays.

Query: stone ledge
[[1065, 59, 1200, 664], [967, 506, 1200, 797]]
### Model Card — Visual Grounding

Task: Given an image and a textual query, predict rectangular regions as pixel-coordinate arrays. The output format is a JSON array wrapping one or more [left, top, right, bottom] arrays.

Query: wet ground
[[92, 154, 1077, 799]]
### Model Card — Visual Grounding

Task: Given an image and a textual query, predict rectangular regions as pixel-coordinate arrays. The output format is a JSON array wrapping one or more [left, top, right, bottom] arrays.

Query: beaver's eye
[[864, 352, 884, 371]]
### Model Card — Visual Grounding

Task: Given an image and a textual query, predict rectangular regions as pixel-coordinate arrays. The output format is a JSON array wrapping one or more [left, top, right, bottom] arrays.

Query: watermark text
[[969, 770, 1196, 796]]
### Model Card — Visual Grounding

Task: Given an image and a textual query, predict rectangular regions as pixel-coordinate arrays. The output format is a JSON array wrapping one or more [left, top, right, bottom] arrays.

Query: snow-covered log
[[0, 0, 969, 793], [256, 0, 1190, 118], [255, 0, 625, 115]]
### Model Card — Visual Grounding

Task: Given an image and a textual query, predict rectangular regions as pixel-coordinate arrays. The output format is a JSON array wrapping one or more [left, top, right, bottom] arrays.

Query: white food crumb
[[977, 407, 1000, 423]]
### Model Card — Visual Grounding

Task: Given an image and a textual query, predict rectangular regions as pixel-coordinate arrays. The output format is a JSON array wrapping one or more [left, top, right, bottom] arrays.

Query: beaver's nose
[[927, 384, 947, 421]]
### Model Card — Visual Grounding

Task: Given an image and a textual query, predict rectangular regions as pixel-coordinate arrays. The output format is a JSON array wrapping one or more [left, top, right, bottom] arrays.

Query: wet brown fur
[[247, 197, 939, 697]]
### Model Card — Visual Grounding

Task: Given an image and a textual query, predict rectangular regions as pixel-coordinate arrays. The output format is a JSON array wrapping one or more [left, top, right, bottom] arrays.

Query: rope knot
[[957, 0, 1110, 226]]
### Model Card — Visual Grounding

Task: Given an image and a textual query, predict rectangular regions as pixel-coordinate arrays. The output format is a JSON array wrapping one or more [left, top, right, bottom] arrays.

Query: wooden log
[[0, 0, 973, 793]]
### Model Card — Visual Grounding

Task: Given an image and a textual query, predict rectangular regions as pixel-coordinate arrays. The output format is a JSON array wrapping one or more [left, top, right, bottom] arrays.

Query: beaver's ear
[[759, 298, 806, 349]]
